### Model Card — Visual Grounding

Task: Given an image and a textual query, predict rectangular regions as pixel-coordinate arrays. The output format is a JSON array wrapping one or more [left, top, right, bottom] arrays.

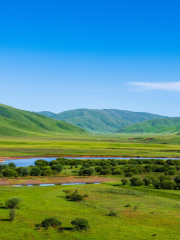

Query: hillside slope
[[38, 109, 166, 134], [0, 104, 86, 136], [117, 117, 180, 134]]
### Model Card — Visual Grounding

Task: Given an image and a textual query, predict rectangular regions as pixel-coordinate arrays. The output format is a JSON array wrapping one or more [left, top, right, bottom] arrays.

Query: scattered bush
[[40, 217, 61, 228], [121, 178, 128, 185], [143, 177, 152, 186], [51, 164, 63, 173], [152, 178, 161, 189], [9, 209, 16, 221], [107, 210, 117, 216], [71, 218, 90, 230], [30, 166, 42, 176], [66, 190, 84, 202], [125, 172, 134, 177], [35, 159, 49, 167], [5, 198, 21, 209], [161, 180, 176, 190], [130, 177, 144, 186], [1, 169, 18, 177]]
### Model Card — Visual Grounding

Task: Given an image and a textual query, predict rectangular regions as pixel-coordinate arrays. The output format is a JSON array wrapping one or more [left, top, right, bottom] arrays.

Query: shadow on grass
[[60, 227, 74, 232], [0, 218, 10, 221], [0, 206, 6, 209]]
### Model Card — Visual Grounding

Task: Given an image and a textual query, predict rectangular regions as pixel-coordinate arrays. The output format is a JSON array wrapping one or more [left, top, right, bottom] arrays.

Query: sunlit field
[[1, 133, 180, 158]]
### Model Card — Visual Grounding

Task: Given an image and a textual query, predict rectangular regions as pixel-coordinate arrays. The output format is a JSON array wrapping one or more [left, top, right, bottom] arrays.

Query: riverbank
[[0, 176, 114, 186]]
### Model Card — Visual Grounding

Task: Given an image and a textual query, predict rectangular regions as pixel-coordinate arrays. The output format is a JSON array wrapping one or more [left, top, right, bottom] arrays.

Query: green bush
[[143, 177, 152, 186], [107, 211, 117, 216], [174, 176, 180, 184], [66, 190, 84, 202], [161, 180, 176, 190], [9, 209, 16, 221], [130, 177, 144, 186], [35, 159, 49, 167], [1, 169, 18, 177], [152, 178, 161, 189], [71, 218, 90, 230], [40, 217, 61, 228], [30, 166, 42, 176], [100, 169, 112, 175], [5, 198, 21, 209], [42, 167, 53, 176], [121, 178, 128, 185], [51, 164, 63, 173], [125, 172, 134, 177], [8, 163, 16, 168]]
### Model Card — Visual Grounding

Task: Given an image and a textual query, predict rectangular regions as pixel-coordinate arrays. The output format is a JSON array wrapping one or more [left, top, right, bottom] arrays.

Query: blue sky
[[0, 0, 180, 116]]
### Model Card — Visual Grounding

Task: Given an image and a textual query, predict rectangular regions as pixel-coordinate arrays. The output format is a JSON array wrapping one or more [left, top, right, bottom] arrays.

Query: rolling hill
[[37, 109, 166, 134], [116, 117, 180, 134], [0, 104, 86, 137]]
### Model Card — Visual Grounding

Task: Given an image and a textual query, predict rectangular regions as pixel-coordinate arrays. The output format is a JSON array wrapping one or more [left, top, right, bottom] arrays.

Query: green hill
[[0, 104, 86, 137], [38, 109, 166, 134], [117, 117, 180, 134]]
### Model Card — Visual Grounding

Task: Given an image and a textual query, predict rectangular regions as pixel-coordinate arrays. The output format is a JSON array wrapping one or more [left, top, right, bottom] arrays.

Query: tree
[[161, 180, 176, 190], [121, 178, 128, 185], [143, 177, 152, 186], [152, 178, 161, 189], [51, 164, 63, 173], [130, 177, 144, 186], [1, 169, 18, 177], [30, 166, 42, 176], [40, 217, 61, 228], [9, 209, 16, 221], [8, 163, 16, 168], [35, 159, 49, 167], [71, 218, 90, 230], [5, 198, 21, 209], [42, 167, 53, 176], [174, 176, 180, 184]]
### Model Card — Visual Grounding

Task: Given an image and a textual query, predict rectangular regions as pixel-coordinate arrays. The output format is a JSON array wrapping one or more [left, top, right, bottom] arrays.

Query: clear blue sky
[[0, 0, 180, 116]]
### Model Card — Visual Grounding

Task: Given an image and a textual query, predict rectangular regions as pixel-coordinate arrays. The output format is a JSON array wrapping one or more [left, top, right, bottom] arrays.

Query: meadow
[[1, 133, 180, 158], [0, 183, 180, 240]]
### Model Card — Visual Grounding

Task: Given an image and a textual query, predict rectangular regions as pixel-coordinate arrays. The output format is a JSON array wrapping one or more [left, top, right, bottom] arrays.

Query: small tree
[[35, 159, 49, 167], [40, 217, 61, 228], [51, 164, 63, 173], [130, 177, 144, 186], [121, 178, 128, 185], [161, 180, 176, 190], [143, 177, 152, 186], [152, 178, 161, 189], [71, 218, 90, 230], [9, 209, 16, 221], [30, 166, 42, 176], [5, 198, 21, 209], [66, 190, 84, 202]]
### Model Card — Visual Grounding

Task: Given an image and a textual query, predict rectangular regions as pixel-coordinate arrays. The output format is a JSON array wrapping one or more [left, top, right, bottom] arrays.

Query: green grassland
[[117, 117, 180, 134], [0, 183, 180, 239], [38, 108, 165, 134], [1, 133, 180, 157]]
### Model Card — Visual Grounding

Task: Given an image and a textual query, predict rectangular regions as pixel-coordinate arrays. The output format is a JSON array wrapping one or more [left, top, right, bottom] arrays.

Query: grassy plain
[[0, 183, 180, 239], [1, 133, 180, 158]]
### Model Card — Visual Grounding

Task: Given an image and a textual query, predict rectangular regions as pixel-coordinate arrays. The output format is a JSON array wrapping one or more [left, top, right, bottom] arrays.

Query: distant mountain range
[[0, 104, 86, 137], [37, 109, 166, 134], [116, 117, 180, 134]]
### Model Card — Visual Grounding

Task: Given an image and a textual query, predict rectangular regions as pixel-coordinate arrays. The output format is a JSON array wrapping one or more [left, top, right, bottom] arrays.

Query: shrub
[[42, 167, 53, 176], [121, 178, 128, 185], [143, 177, 152, 186], [8, 163, 16, 168], [152, 178, 161, 189], [174, 176, 180, 184], [51, 164, 63, 173], [9, 209, 16, 221], [130, 177, 144, 186], [40, 217, 61, 228], [159, 175, 171, 182], [125, 172, 134, 177], [66, 190, 84, 202], [107, 211, 117, 216], [95, 166, 102, 173], [1, 169, 18, 177], [30, 166, 42, 176], [71, 218, 90, 230], [16, 167, 30, 176], [125, 204, 131, 207], [161, 180, 176, 190], [100, 169, 112, 175], [35, 159, 49, 167], [112, 169, 122, 175], [5, 198, 21, 209]]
